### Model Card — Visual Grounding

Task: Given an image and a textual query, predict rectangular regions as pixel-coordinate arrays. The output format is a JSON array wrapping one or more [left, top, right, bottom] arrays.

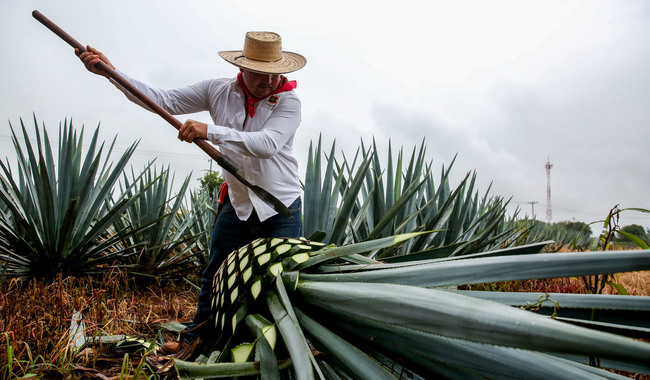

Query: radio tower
[[545, 157, 553, 223]]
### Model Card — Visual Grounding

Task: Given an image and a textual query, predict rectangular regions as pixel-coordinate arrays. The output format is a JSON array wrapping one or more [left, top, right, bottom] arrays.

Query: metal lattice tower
[[545, 157, 553, 223]]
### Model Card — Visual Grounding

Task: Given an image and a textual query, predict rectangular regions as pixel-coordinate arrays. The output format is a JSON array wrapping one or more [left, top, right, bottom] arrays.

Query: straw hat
[[219, 31, 306, 74]]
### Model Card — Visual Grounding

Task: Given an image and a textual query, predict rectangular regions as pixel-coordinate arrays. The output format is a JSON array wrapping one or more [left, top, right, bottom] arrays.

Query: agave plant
[[302, 136, 522, 260], [163, 137, 650, 378], [514, 219, 594, 250], [172, 233, 650, 378], [0, 117, 151, 280], [111, 164, 203, 279], [179, 185, 220, 271]]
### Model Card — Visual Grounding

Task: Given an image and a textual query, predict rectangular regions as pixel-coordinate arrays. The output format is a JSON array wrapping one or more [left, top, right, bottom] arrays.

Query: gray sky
[[2, 0, 649, 230]]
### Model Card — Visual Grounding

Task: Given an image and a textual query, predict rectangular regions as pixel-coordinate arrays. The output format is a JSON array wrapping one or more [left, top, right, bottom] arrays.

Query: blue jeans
[[185, 195, 302, 341]]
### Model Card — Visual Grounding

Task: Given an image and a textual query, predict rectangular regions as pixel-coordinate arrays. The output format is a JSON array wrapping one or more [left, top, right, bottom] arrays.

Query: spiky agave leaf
[[208, 234, 427, 341], [285, 249, 650, 377], [0, 117, 152, 280], [181, 186, 220, 270], [302, 137, 524, 261], [111, 164, 201, 279], [176, 137, 649, 378], [177, 237, 650, 379], [175, 233, 425, 378], [293, 281, 650, 365]]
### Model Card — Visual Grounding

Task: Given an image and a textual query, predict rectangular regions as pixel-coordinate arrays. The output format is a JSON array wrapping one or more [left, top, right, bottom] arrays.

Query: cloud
[[2, 0, 649, 230]]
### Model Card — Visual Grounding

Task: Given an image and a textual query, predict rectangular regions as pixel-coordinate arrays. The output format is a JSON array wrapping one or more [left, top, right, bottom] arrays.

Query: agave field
[[1, 117, 650, 379]]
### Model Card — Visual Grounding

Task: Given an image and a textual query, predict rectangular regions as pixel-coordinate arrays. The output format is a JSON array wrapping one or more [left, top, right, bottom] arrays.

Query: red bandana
[[237, 73, 297, 118]]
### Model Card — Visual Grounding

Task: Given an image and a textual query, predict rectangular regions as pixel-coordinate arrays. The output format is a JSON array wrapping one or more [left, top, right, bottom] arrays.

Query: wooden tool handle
[[32, 10, 226, 160], [32, 10, 291, 217]]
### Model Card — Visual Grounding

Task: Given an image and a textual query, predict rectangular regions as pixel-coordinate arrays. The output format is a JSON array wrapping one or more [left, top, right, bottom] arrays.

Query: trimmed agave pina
[[211, 237, 326, 335]]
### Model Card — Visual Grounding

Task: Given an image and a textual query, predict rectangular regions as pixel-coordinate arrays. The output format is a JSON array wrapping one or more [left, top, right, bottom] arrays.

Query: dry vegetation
[[604, 271, 650, 296], [1, 261, 649, 378], [461, 271, 650, 296], [1, 269, 196, 378]]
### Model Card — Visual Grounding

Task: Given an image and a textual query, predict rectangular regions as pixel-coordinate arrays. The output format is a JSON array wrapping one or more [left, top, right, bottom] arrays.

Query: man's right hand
[[76, 45, 115, 78], [178, 119, 208, 143]]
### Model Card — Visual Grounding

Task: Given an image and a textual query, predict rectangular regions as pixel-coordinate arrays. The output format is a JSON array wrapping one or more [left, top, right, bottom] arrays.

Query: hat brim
[[219, 50, 306, 74]]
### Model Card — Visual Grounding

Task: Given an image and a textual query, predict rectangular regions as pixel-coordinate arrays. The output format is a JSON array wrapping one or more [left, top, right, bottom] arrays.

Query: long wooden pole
[[32, 10, 290, 217]]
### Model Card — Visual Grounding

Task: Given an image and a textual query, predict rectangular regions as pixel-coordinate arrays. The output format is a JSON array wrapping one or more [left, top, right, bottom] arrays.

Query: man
[[78, 31, 306, 346]]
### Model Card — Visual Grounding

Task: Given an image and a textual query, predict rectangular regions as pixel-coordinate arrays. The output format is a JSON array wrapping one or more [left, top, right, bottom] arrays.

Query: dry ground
[[1, 269, 196, 378], [604, 271, 650, 295], [1, 266, 648, 378]]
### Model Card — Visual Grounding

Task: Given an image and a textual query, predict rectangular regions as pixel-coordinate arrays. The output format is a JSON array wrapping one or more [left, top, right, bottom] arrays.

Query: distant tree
[[515, 220, 593, 249], [555, 220, 592, 240], [199, 171, 225, 200], [615, 224, 650, 244]]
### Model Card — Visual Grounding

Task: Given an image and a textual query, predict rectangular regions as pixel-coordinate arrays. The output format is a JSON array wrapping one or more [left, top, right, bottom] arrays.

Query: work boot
[[160, 340, 184, 355]]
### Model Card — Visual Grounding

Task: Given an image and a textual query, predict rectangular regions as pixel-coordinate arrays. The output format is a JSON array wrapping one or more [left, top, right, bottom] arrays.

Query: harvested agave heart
[[211, 237, 326, 335]]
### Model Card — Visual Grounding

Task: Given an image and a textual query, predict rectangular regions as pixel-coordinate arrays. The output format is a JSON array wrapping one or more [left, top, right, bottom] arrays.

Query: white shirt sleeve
[[111, 68, 300, 159], [206, 97, 301, 159], [110, 69, 209, 115]]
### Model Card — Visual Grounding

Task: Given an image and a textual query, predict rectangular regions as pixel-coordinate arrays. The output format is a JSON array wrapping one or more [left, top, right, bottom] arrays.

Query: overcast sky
[[2, 0, 649, 230]]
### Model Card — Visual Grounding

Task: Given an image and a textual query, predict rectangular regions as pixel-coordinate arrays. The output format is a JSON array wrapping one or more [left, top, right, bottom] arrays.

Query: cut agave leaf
[[231, 343, 254, 363], [203, 233, 425, 368], [254, 245, 267, 256], [209, 237, 329, 337], [242, 267, 253, 283], [269, 263, 284, 276], [251, 279, 263, 299], [276, 244, 292, 256], [258, 253, 271, 266], [245, 314, 277, 350], [292, 253, 310, 264]]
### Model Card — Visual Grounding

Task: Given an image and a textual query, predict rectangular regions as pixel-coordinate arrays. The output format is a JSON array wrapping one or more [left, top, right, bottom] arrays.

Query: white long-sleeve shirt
[[111, 69, 302, 221]]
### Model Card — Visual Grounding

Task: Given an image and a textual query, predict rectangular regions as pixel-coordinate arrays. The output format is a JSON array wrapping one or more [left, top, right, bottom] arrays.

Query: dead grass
[[0, 269, 196, 378], [1, 256, 648, 378], [554, 244, 650, 296], [463, 245, 650, 296], [459, 271, 649, 296], [604, 271, 650, 296]]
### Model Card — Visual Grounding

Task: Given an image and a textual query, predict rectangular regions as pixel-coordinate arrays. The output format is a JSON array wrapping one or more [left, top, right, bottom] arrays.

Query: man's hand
[[76, 45, 115, 78], [178, 120, 208, 143]]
